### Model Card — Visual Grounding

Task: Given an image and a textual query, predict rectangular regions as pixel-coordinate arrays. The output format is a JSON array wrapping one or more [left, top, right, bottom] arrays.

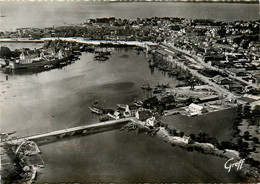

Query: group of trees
[[0, 46, 21, 59], [231, 104, 260, 168], [1, 144, 23, 182], [153, 113, 259, 169]]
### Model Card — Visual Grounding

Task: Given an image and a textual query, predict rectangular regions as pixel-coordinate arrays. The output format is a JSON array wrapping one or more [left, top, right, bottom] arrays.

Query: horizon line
[[0, 0, 258, 3]]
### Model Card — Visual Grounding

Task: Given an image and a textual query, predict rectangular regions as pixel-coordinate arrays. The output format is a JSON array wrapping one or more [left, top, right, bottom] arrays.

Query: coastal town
[[0, 16, 259, 182]]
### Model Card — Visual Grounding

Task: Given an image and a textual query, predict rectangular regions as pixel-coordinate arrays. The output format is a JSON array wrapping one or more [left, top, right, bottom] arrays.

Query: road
[[159, 44, 236, 98], [1, 118, 133, 145], [162, 42, 259, 90]]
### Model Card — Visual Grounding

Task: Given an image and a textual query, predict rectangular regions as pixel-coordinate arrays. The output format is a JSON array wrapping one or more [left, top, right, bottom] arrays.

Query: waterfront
[[0, 43, 243, 182], [0, 2, 259, 32], [0, 44, 178, 137]]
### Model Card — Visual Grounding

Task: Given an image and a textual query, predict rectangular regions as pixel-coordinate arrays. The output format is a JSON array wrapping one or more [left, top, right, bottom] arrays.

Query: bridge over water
[[1, 117, 138, 145]]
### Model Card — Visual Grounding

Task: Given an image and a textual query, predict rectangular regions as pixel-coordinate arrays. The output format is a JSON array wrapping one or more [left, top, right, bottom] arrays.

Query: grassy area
[[161, 107, 236, 141]]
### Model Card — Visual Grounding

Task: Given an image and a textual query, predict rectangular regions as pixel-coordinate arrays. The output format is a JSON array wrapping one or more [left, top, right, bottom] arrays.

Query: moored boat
[[117, 103, 127, 110], [141, 83, 152, 91], [89, 106, 103, 115]]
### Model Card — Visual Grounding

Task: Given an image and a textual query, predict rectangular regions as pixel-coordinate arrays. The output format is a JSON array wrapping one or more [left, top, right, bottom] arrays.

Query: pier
[[1, 118, 135, 145]]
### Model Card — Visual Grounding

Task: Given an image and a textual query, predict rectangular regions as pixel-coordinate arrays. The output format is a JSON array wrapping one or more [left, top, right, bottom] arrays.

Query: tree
[[217, 28, 226, 37], [189, 134, 195, 141], [0, 47, 12, 59], [252, 137, 259, 144], [243, 104, 252, 119], [179, 132, 184, 138], [237, 137, 243, 145], [252, 105, 260, 118], [243, 131, 250, 140], [171, 129, 177, 136]]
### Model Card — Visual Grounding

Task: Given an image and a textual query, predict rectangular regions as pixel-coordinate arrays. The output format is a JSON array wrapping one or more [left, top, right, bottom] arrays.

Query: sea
[[0, 2, 257, 182], [0, 2, 259, 32]]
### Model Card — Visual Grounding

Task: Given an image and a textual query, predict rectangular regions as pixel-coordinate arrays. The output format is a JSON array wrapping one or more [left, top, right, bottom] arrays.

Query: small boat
[[30, 169, 37, 182], [133, 102, 142, 107], [94, 54, 109, 61], [73, 50, 82, 56], [168, 71, 178, 76], [93, 99, 99, 105], [94, 51, 111, 55], [59, 62, 67, 66], [117, 104, 127, 110], [153, 88, 165, 94], [85, 46, 95, 52], [141, 83, 152, 91], [89, 106, 103, 115], [123, 111, 132, 118], [149, 61, 156, 67], [99, 114, 110, 122], [177, 76, 185, 80], [161, 82, 170, 88]]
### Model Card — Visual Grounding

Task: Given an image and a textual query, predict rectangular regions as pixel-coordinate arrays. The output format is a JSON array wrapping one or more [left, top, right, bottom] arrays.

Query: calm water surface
[[0, 2, 259, 31], [0, 44, 243, 182]]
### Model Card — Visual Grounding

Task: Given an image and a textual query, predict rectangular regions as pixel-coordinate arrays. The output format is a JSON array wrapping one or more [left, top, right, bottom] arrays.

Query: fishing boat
[[89, 106, 103, 115], [59, 62, 67, 66], [117, 103, 127, 110], [141, 83, 152, 91], [133, 101, 142, 107], [168, 71, 179, 76], [153, 88, 165, 94], [11, 53, 73, 69], [73, 50, 82, 56], [85, 46, 95, 52], [94, 54, 109, 61], [149, 61, 156, 67], [94, 50, 111, 55], [99, 114, 110, 122], [177, 76, 185, 80], [157, 82, 170, 89], [93, 99, 100, 105]]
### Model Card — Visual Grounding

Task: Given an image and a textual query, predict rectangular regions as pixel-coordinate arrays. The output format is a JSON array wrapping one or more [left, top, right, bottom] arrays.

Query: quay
[[158, 44, 236, 98], [0, 37, 158, 48], [161, 43, 260, 90], [1, 118, 134, 145]]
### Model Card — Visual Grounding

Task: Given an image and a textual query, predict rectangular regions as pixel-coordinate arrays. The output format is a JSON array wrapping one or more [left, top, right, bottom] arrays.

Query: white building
[[145, 116, 156, 127], [188, 103, 207, 115]]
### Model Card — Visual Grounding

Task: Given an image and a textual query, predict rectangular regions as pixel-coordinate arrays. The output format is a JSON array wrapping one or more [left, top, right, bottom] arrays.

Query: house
[[172, 135, 192, 144], [199, 95, 219, 103], [19, 51, 39, 64], [212, 75, 233, 85], [182, 135, 192, 144], [0, 59, 6, 67], [225, 68, 247, 77], [145, 116, 156, 127], [188, 103, 207, 115], [57, 49, 65, 59], [227, 83, 244, 93], [135, 110, 151, 121], [252, 73, 260, 86]]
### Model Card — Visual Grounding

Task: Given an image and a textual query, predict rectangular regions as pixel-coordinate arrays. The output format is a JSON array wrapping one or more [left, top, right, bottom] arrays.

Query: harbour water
[[0, 43, 243, 182], [0, 2, 259, 32]]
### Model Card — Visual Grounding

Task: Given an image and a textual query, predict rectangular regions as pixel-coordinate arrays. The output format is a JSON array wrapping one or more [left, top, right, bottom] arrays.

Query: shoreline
[[1, 1, 258, 4], [0, 38, 158, 48], [129, 119, 260, 181]]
